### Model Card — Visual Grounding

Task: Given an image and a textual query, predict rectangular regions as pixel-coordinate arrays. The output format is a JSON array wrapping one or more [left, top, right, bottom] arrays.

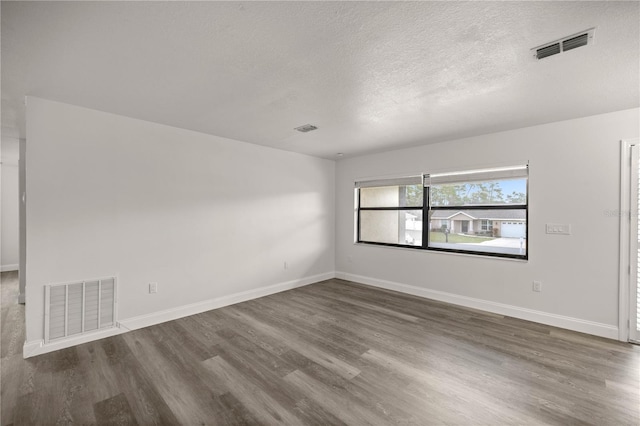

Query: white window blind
[[355, 175, 422, 188], [424, 165, 528, 186]]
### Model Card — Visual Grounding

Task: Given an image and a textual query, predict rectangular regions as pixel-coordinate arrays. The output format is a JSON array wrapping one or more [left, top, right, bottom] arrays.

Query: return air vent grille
[[533, 28, 595, 60], [45, 277, 117, 343]]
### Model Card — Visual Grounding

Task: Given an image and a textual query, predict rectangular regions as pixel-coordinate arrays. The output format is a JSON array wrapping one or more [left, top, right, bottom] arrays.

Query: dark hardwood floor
[[2, 271, 639, 425]]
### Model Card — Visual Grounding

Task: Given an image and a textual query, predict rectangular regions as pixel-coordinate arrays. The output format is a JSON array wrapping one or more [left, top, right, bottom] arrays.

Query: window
[[356, 176, 423, 247], [356, 165, 528, 259]]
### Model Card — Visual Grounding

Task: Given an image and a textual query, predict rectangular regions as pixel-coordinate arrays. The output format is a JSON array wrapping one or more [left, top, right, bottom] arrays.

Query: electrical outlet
[[284, 261, 288, 270], [546, 223, 571, 235], [532, 281, 542, 292], [149, 282, 158, 294]]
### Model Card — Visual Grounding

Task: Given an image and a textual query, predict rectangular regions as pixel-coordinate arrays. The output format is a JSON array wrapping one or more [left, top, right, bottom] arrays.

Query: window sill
[[353, 241, 528, 262]]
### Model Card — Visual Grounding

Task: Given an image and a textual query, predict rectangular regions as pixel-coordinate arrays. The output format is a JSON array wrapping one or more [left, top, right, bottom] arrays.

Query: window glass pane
[[428, 209, 526, 256], [360, 210, 422, 246], [430, 178, 526, 207], [360, 185, 423, 208]]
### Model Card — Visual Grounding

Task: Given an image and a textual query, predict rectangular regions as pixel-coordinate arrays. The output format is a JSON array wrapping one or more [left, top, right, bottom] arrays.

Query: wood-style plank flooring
[[2, 271, 639, 425]]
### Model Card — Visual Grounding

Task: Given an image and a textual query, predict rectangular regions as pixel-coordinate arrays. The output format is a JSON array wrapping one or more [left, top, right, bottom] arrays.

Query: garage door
[[501, 222, 526, 238]]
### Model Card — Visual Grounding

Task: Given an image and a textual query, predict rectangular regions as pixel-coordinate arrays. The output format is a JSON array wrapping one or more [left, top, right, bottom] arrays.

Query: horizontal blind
[[355, 175, 422, 188], [425, 165, 528, 186]]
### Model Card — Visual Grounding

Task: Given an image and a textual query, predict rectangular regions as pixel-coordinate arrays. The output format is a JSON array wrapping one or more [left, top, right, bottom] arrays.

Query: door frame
[[619, 138, 639, 342], [18, 138, 26, 304]]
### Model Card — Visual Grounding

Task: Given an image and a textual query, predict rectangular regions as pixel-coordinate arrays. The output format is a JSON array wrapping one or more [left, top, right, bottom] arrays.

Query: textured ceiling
[[2, 1, 639, 159]]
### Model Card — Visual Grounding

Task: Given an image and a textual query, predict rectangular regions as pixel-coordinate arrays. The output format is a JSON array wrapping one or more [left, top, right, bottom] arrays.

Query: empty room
[[1, 1, 640, 424]]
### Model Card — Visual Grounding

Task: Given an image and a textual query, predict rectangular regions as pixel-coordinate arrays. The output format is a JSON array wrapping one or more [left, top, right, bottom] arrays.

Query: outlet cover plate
[[546, 223, 571, 235]]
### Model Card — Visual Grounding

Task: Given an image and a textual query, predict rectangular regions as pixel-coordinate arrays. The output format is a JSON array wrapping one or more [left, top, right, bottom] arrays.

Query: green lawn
[[429, 232, 495, 244]]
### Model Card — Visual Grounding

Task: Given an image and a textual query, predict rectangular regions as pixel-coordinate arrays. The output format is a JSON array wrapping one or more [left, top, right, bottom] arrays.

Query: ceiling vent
[[532, 28, 595, 60], [294, 124, 318, 133]]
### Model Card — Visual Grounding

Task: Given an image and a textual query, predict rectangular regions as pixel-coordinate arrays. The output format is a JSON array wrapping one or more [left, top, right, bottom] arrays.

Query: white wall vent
[[532, 28, 596, 60], [44, 277, 117, 343]]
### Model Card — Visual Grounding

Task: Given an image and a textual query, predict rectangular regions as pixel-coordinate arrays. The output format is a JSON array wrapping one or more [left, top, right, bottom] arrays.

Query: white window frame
[[355, 164, 528, 260]]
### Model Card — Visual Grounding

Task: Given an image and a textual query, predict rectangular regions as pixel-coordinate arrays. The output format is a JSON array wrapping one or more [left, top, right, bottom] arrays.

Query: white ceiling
[[2, 1, 638, 159]]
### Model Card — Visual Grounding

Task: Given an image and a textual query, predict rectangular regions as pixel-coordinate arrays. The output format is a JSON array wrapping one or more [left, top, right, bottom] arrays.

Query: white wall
[[25, 97, 335, 346], [1, 159, 19, 271], [336, 108, 640, 338], [23, 96, 639, 351]]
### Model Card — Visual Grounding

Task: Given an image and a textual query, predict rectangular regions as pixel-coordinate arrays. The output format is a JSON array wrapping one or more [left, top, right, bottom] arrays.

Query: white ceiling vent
[[294, 124, 318, 133], [532, 28, 596, 60]]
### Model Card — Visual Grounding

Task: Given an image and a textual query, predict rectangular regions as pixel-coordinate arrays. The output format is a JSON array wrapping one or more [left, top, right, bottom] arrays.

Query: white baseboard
[[335, 271, 618, 340], [119, 271, 335, 332], [1, 264, 18, 272], [23, 271, 335, 359], [23, 327, 125, 358], [23, 340, 44, 358]]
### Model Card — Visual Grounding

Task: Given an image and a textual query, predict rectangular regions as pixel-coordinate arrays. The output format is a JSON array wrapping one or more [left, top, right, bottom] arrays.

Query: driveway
[[479, 237, 526, 248]]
